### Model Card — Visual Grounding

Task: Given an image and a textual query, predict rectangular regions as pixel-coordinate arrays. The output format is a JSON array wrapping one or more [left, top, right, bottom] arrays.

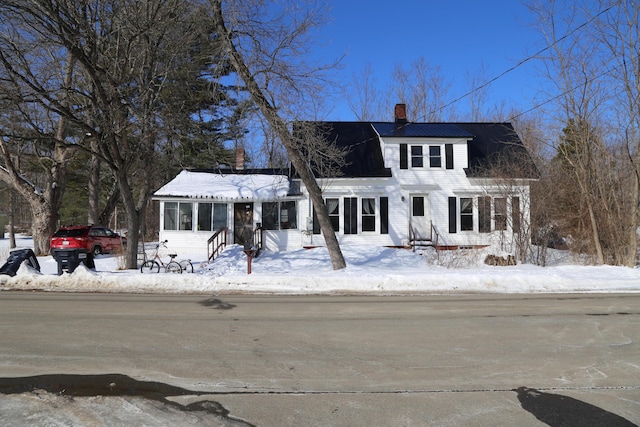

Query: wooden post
[[243, 249, 255, 274]]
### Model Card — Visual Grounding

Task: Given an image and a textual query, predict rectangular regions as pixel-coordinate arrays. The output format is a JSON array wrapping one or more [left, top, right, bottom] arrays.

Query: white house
[[153, 105, 538, 259]]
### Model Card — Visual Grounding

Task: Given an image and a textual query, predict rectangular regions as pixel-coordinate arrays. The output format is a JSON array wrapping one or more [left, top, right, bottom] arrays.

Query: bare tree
[[1, 0, 238, 266], [211, 0, 347, 269], [348, 56, 455, 122], [596, 0, 640, 267], [347, 63, 387, 121], [0, 37, 76, 254], [529, 0, 639, 266]]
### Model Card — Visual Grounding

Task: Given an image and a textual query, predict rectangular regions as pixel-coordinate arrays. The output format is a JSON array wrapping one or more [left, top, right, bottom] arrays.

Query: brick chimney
[[394, 103, 407, 123], [235, 147, 245, 170]]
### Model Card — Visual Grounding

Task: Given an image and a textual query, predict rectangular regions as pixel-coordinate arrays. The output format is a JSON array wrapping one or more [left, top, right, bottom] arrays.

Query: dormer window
[[411, 146, 423, 167], [429, 146, 442, 167], [400, 143, 454, 170], [410, 145, 442, 168]]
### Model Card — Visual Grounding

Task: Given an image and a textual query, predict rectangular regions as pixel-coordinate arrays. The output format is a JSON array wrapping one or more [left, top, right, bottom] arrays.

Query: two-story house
[[153, 104, 538, 257]]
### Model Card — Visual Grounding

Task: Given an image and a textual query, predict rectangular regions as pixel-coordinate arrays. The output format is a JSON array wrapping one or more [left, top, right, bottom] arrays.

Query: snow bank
[[1, 236, 639, 294]]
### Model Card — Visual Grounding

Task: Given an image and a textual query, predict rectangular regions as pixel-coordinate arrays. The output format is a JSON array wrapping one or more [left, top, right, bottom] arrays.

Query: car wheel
[[92, 245, 102, 257]]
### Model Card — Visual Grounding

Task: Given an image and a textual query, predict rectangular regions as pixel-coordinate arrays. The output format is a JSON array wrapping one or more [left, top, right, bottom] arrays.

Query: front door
[[234, 202, 254, 245], [410, 195, 431, 241]]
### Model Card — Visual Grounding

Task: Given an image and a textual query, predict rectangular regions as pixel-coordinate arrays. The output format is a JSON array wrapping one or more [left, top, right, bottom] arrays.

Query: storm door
[[234, 202, 254, 245], [410, 195, 432, 240]]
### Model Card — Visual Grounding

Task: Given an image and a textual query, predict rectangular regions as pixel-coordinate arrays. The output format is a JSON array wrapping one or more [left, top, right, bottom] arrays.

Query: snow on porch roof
[[153, 170, 292, 201]]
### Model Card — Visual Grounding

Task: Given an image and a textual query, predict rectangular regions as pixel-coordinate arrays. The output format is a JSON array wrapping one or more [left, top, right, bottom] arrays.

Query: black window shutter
[[344, 197, 358, 234], [380, 197, 388, 234], [400, 144, 408, 169], [448, 197, 457, 233], [445, 144, 454, 169]]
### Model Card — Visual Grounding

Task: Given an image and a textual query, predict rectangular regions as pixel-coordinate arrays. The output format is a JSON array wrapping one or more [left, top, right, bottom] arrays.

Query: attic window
[[409, 145, 443, 169], [411, 146, 423, 168], [429, 146, 442, 167]]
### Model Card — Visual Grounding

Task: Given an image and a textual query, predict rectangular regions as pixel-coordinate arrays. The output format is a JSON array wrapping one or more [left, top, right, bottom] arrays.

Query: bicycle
[[140, 240, 192, 273]]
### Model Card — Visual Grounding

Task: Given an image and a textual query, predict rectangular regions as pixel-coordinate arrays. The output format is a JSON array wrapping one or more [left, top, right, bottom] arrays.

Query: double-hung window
[[361, 198, 376, 232], [327, 198, 339, 231], [429, 146, 442, 167], [460, 198, 473, 231], [410, 145, 442, 168], [411, 146, 424, 168]]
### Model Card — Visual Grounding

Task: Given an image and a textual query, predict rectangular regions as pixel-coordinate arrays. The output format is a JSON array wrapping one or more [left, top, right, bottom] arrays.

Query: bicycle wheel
[[140, 260, 160, 274], [165, 261, 182, 274], [180, 260, 194, 273]]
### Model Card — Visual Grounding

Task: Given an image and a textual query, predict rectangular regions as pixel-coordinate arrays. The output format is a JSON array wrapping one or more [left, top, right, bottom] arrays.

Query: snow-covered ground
[[1, 235, 639, 425], [1, 235, 639, 294]]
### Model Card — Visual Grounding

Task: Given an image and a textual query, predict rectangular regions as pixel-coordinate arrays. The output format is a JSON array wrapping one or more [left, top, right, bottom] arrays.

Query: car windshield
[[53, 229, 87, 238]]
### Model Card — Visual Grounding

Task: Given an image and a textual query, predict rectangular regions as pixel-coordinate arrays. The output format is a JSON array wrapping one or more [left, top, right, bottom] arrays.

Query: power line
[[423, 4, 615, 120]]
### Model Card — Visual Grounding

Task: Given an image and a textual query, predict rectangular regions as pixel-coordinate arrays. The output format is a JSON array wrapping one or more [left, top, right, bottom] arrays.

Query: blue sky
[[315, 0, 546, 121]]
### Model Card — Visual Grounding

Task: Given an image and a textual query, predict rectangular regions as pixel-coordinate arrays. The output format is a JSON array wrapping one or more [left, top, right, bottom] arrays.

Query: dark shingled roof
[[291, 121, 538, 180], [454, 122, 539, 179], [372, 122, 473, 138], [293, 122, 392, 178]]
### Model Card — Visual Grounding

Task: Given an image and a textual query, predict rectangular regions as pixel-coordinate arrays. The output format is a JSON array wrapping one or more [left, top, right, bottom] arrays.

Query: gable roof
[[153, 170, 292, 200], [454, 122, 539, 179], [372, 122, 473, 138], [300, 121, 537, 180], [294, 122, 392, 178]]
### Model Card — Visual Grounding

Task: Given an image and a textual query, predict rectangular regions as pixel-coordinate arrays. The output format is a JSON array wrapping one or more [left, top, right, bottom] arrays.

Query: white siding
[[154, 132, 533, 258]]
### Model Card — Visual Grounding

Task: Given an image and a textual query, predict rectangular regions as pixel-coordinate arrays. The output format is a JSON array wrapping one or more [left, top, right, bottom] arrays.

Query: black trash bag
[[0, 249, 41, 277]]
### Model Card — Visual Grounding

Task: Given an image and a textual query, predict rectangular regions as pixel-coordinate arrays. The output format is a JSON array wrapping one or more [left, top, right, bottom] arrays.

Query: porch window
[[479, 196, 491, 233], [495, 198, 507, 231], [460, 198, 473, 231], [262, 201, 297, 230], [164, 202, 178, 230], [429, 146, 442, 167], [411, 146, 423, 168], [362, 198, 375, 232], [179, 203, 193, 230], [198, 203, 212, 231], [213, 203, 228, 230], [197, 202, 228, 231], [163, 202, 194, 231]]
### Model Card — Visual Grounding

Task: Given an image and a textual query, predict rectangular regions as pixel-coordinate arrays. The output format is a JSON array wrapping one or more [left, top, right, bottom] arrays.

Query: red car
[[50, 225, 127, 256]]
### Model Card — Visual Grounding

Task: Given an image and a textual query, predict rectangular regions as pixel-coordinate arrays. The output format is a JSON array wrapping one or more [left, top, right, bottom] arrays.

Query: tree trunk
[[212, 0, 346, 270], [30, 202, 58, 256], [9, 189, 16, 249], [87, 142, 101, 225], [628, 167, 639, 267]]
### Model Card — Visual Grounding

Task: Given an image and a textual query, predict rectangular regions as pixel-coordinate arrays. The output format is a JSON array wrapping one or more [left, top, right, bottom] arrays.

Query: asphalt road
[[0, 292, 639, 426]]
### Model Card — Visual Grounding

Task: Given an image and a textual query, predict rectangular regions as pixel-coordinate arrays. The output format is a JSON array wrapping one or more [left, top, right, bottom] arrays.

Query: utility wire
[[423, 4, 615, 121]]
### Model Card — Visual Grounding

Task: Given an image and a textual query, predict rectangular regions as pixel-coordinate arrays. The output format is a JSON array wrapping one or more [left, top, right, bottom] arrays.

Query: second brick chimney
[[235, 147, 245, 170]]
